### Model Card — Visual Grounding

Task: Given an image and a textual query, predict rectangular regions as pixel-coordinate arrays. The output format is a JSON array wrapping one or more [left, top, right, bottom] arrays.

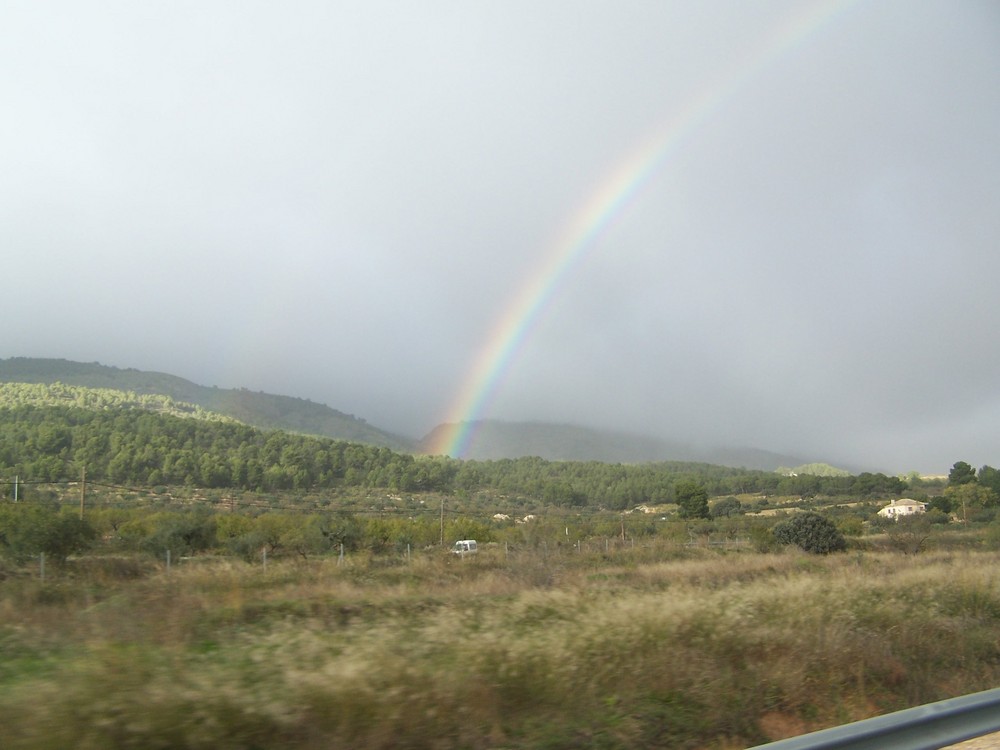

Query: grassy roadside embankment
[[2, 547, 999, 749]]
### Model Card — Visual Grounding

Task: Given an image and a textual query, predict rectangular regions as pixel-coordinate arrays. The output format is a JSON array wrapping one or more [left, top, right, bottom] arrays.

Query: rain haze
[[2, 1, 998, 475]]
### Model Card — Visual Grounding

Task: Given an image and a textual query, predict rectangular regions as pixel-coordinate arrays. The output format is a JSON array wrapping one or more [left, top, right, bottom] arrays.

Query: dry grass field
[[2, 544, 999, 749]]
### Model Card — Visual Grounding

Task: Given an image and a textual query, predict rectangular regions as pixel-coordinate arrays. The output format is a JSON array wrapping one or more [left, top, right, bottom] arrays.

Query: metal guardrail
[[748, 688, 1000, 750]]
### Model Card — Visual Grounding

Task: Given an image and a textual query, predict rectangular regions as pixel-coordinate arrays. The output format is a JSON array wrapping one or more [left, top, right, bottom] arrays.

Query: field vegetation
[[2, 497, 1000, 748]]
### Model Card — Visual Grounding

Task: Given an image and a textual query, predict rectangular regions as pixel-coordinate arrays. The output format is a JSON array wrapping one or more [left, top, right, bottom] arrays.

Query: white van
[[452, 540, 477, 555]]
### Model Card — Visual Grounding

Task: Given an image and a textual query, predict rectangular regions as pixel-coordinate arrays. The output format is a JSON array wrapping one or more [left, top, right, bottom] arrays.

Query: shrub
[[711, 496, 743, 518], [926, 496, 952, 514], [0, 504, 97, 565], [836, 516, 864, 537], [773, 512, 847, 554], [886, 516, 932, 555], [748, 523, 780, 553], [924, 509, 950, 525], [985, 522, 1000, 550], [137, 512, 218, 557], [969, 508, 997, 524]]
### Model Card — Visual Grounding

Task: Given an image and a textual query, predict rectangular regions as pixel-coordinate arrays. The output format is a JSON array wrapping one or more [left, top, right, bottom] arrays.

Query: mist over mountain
[[420, 420, 824, 472], [0, 357, 851, 472]]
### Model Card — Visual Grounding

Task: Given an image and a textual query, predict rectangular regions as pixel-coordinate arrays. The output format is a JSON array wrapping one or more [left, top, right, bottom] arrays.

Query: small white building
[[877, 498, 927, 520]]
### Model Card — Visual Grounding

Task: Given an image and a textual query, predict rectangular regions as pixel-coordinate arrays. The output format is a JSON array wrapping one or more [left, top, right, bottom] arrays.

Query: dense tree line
[[0, 500, 855, 567], [0, 501, 499, 565], [0, 400, 914, 509], [4, 448, 998, 573], [937, 460, 1000, 522]]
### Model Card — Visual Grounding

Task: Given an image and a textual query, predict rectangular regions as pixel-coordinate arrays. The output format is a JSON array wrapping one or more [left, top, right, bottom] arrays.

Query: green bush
[[985, 522, 1000, 550], [748, 523, 779, 553], [0, 503, 96, 564], [836, 516, 864, 537], [136, 512, 218, 557], [711, 496, 743, 518], [924, 509, 951, 525], [773, 512, 847, 554]]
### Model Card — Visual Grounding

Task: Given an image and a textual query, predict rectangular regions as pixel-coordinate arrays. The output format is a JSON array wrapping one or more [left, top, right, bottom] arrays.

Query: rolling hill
[[0, 358, 415, 451], [1, 358, 840, 471]]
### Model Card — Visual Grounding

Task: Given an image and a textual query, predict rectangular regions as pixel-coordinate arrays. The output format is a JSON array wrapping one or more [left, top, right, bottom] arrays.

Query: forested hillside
[[0, 382, 234, 422], [0, 385, 912, 509], [2, 359, 834, 469], [0, 358, 413, 451]]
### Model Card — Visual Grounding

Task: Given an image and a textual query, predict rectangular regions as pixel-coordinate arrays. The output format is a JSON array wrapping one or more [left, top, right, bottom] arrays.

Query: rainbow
[[430, 0, 860, 458]]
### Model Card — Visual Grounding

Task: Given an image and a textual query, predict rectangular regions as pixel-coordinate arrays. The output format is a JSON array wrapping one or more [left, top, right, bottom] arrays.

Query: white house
[[877, 498, 927, 520]]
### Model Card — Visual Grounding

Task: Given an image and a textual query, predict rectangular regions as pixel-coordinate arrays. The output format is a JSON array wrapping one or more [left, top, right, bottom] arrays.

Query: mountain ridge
[[0, 357, 414, 451], [1, 358, 851, 472]]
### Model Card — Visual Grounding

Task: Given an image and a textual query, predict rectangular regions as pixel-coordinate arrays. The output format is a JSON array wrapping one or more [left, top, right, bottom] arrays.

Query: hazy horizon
[[2, 2, 998, 475]]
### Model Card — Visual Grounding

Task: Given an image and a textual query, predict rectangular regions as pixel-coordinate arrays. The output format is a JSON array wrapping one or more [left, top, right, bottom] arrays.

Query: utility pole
[[80, 466, 86, 520]]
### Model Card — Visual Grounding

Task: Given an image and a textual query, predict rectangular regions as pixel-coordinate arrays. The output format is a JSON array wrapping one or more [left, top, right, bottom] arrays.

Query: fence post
[[39, 552, 45, 581], [338, 543, 344, 567], [262, 547, 267, 570], [166, 549, 171, 572]]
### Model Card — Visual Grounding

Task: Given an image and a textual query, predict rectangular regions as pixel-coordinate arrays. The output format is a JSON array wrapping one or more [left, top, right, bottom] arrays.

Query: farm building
[[877, 498, 927, 520]]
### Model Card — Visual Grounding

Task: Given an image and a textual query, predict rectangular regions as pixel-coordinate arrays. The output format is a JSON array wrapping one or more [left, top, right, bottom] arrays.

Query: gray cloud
[[2, 1, 998, 473]]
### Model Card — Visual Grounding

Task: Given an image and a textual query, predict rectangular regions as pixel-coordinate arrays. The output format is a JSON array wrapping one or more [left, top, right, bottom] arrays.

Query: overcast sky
[[2, 1, 998, 474]]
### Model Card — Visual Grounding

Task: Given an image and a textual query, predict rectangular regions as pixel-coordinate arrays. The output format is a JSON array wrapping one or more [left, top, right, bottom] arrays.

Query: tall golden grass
[[2, 547, 999, 749]]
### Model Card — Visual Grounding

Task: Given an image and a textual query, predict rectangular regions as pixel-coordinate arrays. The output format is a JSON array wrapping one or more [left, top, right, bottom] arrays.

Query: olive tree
[[0, 504, 96, 565]]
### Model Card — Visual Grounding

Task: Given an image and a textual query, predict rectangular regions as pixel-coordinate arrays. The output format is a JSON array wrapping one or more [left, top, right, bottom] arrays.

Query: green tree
[[216, 513, 256, 548], [0, 504, 96, 565], [925, 496, 953, 515], [852, 472, 906, 497], [138, 512, 217, 557], [948, 461, 977, 486], [978, 465, 1000, 496], [318, 513, 364, 552], [945, 483, 998, 523], [710, 496, 742, 518], [675, 481, 710, 520], [773, 512, 846, 554], [272, 515, 329, 559]]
